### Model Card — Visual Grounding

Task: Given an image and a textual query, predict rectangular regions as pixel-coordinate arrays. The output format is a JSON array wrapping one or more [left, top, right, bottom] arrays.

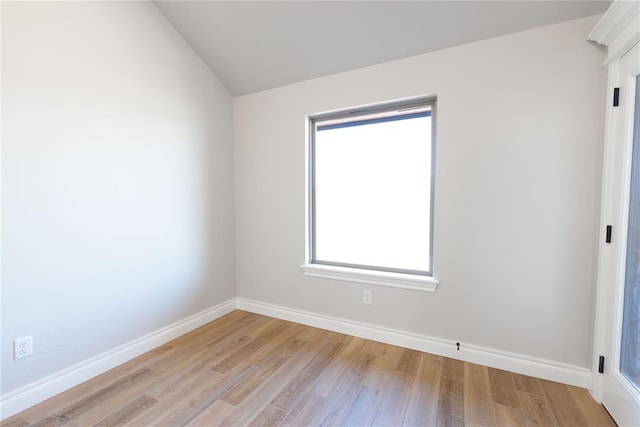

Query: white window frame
[[301, 96, 439, 292]]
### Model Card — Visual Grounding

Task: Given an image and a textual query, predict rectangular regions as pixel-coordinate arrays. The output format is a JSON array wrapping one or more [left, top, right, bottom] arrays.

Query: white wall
[[1, 1, 234, 395], [234, 16, 605, 369]]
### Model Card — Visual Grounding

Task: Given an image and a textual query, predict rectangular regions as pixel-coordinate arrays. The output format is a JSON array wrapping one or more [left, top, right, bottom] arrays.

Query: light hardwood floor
[[2, 311, 616, 427]]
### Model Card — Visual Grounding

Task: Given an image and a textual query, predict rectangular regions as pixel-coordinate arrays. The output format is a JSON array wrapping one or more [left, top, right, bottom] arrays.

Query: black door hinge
[[613, 88, 620, 107], [599, 355, 605, 373], [606, 225, 612, 243]]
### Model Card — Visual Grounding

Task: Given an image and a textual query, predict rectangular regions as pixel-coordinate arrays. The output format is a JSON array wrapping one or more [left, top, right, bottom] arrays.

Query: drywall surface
[[234, 16, 604, 368], [1, 1, 234, 394]]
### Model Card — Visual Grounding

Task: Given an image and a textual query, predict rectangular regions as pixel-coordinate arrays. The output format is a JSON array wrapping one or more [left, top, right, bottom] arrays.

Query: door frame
[[588, 0, 640, 415]]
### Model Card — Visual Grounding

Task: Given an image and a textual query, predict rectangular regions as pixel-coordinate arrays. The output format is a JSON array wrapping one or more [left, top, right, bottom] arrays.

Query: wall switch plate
[[363, 290, 372, 305], [14, 335, 33, 360]]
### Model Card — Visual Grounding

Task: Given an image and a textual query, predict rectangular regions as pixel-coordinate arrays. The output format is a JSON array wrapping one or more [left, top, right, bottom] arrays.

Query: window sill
[[301, 263, 439, 292]]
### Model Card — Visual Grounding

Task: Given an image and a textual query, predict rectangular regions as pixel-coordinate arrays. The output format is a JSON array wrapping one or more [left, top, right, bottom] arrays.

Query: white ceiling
[[154, 1, 610, 97]]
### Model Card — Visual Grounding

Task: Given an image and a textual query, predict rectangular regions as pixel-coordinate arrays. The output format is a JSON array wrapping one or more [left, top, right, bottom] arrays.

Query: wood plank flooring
[[2, 311, 616, 427]]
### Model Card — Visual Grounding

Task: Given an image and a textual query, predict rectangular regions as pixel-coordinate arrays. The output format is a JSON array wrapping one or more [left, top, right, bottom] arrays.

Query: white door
[[597, 40, 640, 427]]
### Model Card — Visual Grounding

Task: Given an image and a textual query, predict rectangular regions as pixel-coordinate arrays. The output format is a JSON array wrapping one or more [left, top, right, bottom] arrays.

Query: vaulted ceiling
[[154, 1, 610, 97]]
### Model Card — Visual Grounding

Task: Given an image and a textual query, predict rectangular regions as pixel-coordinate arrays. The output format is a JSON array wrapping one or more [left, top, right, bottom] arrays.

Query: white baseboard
[[236, 298, 593, 390], [0, 299, 236, 420], [2, 297, 595, 420]]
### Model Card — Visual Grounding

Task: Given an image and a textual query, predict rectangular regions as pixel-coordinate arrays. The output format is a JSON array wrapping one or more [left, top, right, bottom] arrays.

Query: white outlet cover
[[14, 335, 33, 360], [363, 290, 372, 305]]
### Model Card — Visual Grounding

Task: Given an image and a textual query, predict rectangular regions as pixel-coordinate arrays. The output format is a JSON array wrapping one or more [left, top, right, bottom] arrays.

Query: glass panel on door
[[621, 75, 640, 392]]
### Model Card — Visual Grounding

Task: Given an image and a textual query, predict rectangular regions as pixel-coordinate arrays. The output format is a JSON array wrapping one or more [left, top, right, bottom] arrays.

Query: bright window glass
[[310, 99, 434, 275], [621, 76, 640, 392]]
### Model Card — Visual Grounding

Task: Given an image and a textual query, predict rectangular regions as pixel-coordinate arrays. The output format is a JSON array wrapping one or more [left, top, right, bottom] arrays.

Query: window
[[302, 97, 438, 291]]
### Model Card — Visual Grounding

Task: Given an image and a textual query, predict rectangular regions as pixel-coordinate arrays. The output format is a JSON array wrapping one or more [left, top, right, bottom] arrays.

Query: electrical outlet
[[14, 335, 33, 360], [363, 290, 372, 305]]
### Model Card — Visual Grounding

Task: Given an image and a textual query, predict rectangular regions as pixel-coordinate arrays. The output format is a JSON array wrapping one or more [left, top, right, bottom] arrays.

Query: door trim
[[590, 2, 640, 414]]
